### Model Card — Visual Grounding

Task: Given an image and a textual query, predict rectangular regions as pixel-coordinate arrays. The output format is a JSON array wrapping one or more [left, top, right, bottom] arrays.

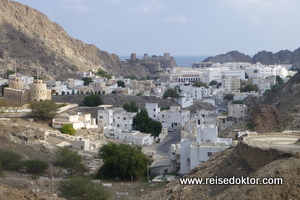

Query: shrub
[[61, 124, 76, 135], [0, 149, 23, 170], [23, 159, 49, 174], [83, 94, 103, 106], [56, 147, 87, 174], [59, 176, 109, 200]]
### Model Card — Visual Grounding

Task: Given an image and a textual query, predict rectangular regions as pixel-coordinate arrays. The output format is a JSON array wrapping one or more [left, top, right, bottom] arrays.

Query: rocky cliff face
[[0, 0, 150, 78], [203, 50, 253, 63]]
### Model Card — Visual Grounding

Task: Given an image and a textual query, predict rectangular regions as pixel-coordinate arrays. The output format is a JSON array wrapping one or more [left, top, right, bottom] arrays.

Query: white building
[[68, 78, 84, 89], [112, 108, 136, 130], [98, 105, 136, 131], [72, 137, 90, 151], [52, 113, 97, 130], [228, 104, 247, 118], [176, 96, 194, 108], [179, 124, 232, 174], [157, 106, 190, 128], [104, 129, 154, 146], [145, 103, 161, 121]]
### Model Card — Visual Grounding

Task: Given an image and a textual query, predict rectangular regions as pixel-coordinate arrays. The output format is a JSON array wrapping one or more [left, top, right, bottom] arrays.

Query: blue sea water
[[118, 55, 209, 68], [173, 55, 209, 68]]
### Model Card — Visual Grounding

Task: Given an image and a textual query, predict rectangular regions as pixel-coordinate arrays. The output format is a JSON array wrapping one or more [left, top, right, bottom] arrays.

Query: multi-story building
[[179, 124, 232, 174]]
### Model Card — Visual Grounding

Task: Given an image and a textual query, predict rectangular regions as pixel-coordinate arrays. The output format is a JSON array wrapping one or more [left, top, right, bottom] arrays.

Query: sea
[[118, 55, 209, 68]]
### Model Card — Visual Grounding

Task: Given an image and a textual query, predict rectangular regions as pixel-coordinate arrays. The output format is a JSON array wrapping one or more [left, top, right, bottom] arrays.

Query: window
[[207, 152, 212, 157], [99, 116, 103, 119], [153, 109, 156, 111], [123, 117, 126, 120]]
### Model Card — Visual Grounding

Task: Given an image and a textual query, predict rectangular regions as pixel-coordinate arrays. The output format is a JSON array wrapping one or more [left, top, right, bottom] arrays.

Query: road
[[244, 135, 300, 152], [155, 128, 181, 157]]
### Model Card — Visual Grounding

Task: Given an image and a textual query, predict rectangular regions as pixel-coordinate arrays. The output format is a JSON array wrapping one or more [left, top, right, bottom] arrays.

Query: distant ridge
[[204, 48, 300, 69]]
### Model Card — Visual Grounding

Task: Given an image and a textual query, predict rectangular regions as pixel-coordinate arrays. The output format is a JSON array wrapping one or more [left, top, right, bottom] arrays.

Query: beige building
[[4, 77, 51, 104]]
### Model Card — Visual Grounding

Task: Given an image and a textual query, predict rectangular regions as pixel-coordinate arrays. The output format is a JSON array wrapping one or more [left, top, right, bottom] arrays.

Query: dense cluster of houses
[[0, 60, 296, 175]]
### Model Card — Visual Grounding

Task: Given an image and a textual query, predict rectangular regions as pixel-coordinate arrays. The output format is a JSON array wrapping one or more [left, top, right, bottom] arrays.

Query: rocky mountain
[[203, 51, 253, 63], [203, 48, 300, 69], [0, 0, 151, 79]]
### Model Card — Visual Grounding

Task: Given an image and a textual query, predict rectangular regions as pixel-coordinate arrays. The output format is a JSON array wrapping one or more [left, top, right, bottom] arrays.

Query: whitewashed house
[[228, 103, 247, 118], [145, 103, 161, 121], [157, 106, 190, 128], [52, 113, 97, 130], [179, 124, 232, 174], [112, 108, 136, 130], [72, 137, 90, 151], [104, 129, 154, 146]]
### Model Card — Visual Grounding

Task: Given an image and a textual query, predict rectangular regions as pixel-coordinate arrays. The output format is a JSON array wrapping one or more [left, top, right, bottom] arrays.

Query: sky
[[13, 0, 300, 57]]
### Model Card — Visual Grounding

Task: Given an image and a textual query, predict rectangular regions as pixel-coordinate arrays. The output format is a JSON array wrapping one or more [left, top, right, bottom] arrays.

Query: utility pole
[[50, 162, 54, 195]]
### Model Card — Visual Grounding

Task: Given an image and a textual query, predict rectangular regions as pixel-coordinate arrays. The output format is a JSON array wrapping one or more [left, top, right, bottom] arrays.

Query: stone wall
[[52, 94, 178, 108]]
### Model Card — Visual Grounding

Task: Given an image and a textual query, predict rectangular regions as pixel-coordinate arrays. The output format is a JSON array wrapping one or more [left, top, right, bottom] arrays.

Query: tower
[[29, 79, 48, 101]]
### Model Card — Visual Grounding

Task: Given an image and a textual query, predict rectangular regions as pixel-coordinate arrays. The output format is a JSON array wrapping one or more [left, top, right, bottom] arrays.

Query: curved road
[[244, 135, 300, 152]]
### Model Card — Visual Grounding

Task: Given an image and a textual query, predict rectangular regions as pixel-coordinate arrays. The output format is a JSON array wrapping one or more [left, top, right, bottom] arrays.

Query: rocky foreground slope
[[0, 0, 151, 79], [142, 142, 300, 200]]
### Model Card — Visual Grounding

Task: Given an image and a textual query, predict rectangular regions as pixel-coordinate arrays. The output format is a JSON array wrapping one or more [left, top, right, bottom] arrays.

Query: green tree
[[162, 88, 180, 99], [224, 94, 234, 100], [192, 81, 207, 87], [240, 84, 259, 92], [23, 159, 49, 174], [0, 149, 23, 171], [82, 77, 93, 86], [124, 75, 138, 80], [59, 176, 109, 200], [83, 94, 103, 106], [1, 83, 8, 97], [133, 108, 162, 137], [276, 75, 284, 85], [61, 124, 76, 135], [232, 100, 243, 104], [97, 69, 112, 79], [209, 80, 218, 86], [97, 143, 150, 179], [117, 80, 126, 87], [123, 101, 139, 112], [29, 100, 59, 120], [55, 146, 87, 174]]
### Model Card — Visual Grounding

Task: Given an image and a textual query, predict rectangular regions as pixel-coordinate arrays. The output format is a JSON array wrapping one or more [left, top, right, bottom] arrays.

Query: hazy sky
[[14, 0, 300, 57]]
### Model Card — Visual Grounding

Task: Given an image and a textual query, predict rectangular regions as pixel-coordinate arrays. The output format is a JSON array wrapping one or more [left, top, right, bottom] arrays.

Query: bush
[[82, 77, 93, 86], [56, 147, 87, 174], [224, 94, 234, 100], [123, 101, 139, 112], [83, 94, 103, 106], [97, 143, 150, 180], [0, 149, 23, 171], [59, 176, 109, 200], [23, 159, 49, 174], [61, 124, 76, 135], [162, 88, 180, 99]]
